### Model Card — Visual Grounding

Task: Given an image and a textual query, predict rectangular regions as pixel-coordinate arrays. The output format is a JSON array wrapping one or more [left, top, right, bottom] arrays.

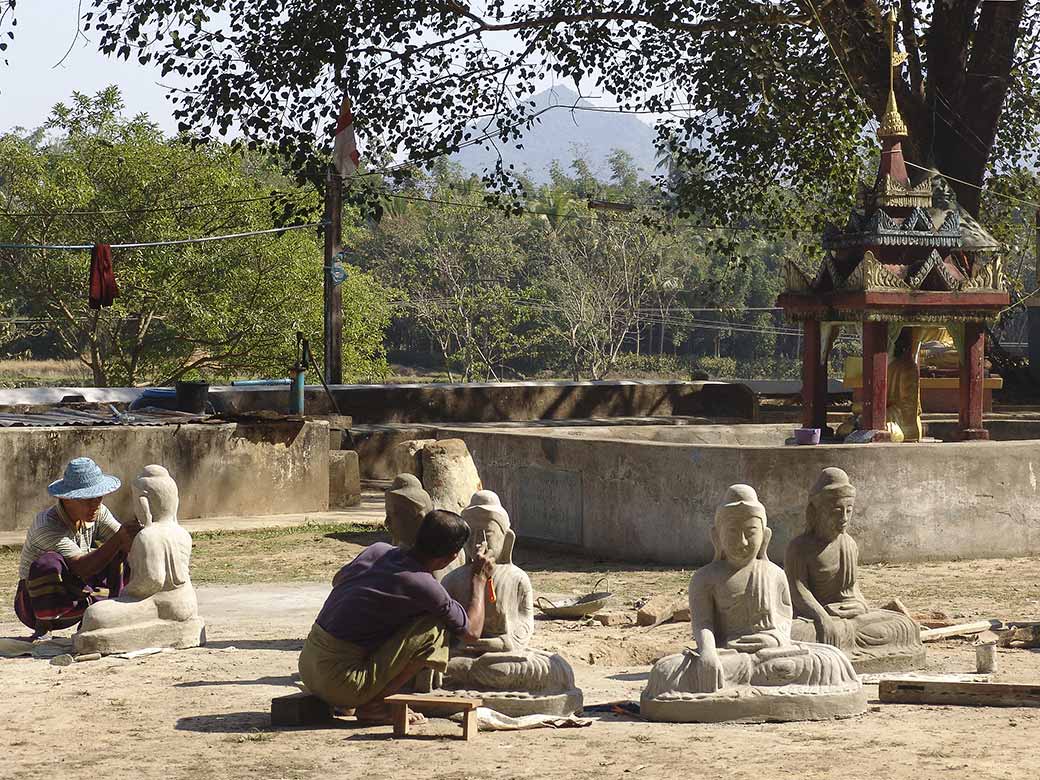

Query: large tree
[[0, 88, 391, 386], [63, 1, 1035, 222]]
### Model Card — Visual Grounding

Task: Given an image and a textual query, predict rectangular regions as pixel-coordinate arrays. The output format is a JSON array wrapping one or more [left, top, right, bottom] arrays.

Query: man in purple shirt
[[298, 509, 493, 724]]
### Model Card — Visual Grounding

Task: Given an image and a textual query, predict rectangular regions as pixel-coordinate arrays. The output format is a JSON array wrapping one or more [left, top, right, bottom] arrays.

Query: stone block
[[270, 692, 334, 727], [592, 611, 633, 627], [329, 450, 362, 509], [389, 438, 436, 479], [635, 595, 690, 627], [421, 439, 482, 513]]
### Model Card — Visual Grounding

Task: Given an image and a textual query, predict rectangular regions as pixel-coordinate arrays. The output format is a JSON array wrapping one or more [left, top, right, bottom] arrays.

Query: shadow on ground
[[175, 674, 298, 689], [324, 528, 391, 545], [204, 639, 303, 652]]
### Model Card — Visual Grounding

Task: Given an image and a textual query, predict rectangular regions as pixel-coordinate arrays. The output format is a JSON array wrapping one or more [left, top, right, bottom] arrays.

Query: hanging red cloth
[[88, 243, 119, 309]]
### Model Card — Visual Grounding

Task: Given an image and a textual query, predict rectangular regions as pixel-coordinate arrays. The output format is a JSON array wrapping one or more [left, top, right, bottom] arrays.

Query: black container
[[175, 380, 210, 413]]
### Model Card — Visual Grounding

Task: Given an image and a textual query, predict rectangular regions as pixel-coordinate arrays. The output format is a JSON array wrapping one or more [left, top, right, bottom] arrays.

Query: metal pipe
[[230, 379, 292, 386]]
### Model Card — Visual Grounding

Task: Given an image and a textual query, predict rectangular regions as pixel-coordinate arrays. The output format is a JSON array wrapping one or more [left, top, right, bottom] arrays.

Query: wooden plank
[[384, 693, 481, 709], [880, 679, 1040, 708], [920, 619, 1001, 641]]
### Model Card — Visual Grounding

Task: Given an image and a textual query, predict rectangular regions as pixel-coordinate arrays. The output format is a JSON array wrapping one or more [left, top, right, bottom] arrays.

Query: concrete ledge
[[211, 379, 758, 424], [0, 420, 330, 533], [441, 425, 1040, 565]]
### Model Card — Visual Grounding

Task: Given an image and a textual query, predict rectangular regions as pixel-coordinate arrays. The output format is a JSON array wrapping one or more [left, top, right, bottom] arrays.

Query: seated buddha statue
[[73, 465, 205, 655], [641, 484, 865, 723], [785, 468, 925, 673], [438, 490, 581, 715]]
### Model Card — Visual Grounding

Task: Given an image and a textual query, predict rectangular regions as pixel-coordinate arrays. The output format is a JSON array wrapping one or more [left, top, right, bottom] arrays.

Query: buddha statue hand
[[727, 632, 781, 654], [695, 649, 725, 693], [817, 615, 845, 646], [826, 600, 868, 619]]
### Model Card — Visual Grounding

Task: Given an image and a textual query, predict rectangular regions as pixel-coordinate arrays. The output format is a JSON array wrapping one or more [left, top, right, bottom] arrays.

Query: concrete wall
[[212, 379, 758, 424], [0, 421, 329, 532], [443, 426, 1040, 565]]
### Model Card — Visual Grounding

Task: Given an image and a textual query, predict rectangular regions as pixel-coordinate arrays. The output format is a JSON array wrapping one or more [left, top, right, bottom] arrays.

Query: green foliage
[[0, 88, 390, 386]]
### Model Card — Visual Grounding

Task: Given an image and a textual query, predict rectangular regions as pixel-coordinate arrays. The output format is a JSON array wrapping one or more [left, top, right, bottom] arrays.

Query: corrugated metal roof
[[0, 407, 210, 428]]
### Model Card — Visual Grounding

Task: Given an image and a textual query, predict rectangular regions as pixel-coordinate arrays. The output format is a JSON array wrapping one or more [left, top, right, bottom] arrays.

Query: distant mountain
[[450, 87, 660, 185]]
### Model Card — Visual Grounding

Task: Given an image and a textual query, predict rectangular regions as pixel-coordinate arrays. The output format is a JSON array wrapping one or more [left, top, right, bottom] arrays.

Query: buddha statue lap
[[73, 465, 205, 655], [785, 468, 925, 673], [437, 490, 582, 716], [641, 484, 866, 723]]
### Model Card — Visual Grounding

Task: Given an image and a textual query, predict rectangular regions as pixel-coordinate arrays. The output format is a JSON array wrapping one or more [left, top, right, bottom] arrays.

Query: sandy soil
[[2, 537, 1039, 780]]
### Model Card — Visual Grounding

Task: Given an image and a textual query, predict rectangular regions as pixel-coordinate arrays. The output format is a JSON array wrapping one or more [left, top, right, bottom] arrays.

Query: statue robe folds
[[432, 490, 582, 716], [786, 531, 925, 673], [645, 560, 859, 702], [73, 465, 205, 655]]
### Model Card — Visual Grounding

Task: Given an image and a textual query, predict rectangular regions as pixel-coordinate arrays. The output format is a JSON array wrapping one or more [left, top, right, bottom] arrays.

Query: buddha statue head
[[805, 468, 856, 541], [461, 490, 514, 565], [385, 473, 434, 546], [132, 465, 179, 526], [711, 484, 771, 565]]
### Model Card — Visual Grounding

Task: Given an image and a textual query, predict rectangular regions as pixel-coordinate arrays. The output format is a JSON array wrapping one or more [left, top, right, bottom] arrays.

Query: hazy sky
[[0, 2, 649, 140], [0, 0, 179, 132]]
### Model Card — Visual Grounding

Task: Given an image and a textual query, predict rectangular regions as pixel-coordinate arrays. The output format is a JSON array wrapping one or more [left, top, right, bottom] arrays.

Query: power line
[[0, 191, 318, 219], [0, 222, 323, 251]]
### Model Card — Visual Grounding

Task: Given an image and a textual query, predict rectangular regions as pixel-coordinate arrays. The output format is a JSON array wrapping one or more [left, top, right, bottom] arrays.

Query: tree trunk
[[799, 0, 1026, 217]]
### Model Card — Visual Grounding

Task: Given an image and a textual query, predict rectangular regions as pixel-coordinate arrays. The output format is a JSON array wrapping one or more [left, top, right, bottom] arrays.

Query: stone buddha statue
[[641, 484, 866, 723], [73, 465, 206, 655], [385, 473, 462, 578], [785, 468, 925, 672], [385, 474, 434, 547], [437, 491, 582, 716]]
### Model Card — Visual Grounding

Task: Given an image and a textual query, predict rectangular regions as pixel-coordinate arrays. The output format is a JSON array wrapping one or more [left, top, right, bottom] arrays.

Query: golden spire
[[877, 6, 908, 139]]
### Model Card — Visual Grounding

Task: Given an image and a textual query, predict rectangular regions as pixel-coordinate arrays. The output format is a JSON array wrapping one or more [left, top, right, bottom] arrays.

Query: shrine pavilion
[[777, 16, 1008, 442]]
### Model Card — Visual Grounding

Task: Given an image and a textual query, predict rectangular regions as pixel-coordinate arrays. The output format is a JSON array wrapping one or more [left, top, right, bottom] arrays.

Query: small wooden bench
[[384, 694, 483, 740]]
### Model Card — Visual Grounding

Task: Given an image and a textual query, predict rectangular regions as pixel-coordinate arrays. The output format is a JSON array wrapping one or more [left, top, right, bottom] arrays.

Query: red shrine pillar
[[959, 323, 989, 440], [861, 321, 890, 438], [801, 320, 828, 430]]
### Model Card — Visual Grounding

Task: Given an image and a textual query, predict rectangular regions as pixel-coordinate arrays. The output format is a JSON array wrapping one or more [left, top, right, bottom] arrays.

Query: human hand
[[470, 543, 494, 581], [121, 520, 142, 541]]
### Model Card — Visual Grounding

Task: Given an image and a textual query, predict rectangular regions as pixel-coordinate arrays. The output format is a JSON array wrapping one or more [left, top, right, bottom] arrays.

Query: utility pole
[[323, 167, 343, 384]]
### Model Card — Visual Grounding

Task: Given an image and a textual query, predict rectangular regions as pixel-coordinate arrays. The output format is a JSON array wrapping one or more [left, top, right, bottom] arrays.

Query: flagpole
[[323, 165, 343, 384]]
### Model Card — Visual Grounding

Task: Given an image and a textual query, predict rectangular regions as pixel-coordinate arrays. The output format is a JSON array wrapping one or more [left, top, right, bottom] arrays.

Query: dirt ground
[[1, 527, 1039, 780]]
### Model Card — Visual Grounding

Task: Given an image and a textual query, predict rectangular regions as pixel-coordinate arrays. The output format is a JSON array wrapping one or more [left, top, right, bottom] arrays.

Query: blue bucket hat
[[48, 457, 121, 500]]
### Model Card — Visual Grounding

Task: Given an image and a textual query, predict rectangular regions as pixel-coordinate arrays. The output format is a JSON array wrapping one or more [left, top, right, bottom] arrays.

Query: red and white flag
[[332, 95, 360, 177]]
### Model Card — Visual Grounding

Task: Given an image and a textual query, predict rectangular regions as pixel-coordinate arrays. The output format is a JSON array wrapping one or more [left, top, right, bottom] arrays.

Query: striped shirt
[[18, 503, 122, 580]]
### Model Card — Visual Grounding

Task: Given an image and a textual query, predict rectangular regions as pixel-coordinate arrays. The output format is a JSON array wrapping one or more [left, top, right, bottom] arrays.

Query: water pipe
[[231, 379, 292, 386], [289, 332, 308, 415]]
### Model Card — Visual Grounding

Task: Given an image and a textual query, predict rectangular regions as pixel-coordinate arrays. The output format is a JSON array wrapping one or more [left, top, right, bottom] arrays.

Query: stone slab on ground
[[73, 617, 207, 656], [270, 692, 334, 726]]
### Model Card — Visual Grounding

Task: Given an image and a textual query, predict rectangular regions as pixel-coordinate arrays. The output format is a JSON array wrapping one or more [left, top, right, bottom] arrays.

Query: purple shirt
[[316, 542, 469, 649]]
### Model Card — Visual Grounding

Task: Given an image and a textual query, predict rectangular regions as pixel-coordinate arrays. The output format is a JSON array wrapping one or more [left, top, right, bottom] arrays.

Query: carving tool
[[482, 530, 497, 603]]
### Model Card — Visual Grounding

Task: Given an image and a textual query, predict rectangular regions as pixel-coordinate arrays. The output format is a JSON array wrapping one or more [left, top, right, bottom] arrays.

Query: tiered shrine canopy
[[777, 19, 1008, 441]]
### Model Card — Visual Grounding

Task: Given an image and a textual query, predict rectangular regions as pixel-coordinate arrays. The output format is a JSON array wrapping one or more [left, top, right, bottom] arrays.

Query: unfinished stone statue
[[641, 484, 866, 723], [437, 490, 582, 716], [385, 473, 462, 578], [73, 465, 205, 655], [385, 474, 434, 547], [785, 468, 925, 673]]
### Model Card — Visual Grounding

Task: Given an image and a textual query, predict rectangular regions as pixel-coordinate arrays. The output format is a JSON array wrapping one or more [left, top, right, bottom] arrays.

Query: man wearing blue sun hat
[[14, 457, 141, 639]]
